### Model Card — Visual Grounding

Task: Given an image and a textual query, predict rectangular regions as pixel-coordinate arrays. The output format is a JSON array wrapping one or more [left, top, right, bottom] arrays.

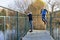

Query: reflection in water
[[0, 31, 4, 40], [53, 28, 60, 40], [5, 28, 17, 40]]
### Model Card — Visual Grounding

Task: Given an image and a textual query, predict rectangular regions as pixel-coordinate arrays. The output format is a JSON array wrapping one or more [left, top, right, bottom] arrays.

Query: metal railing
[[0, 16, 29, 40], [47, 15, 60, 40]]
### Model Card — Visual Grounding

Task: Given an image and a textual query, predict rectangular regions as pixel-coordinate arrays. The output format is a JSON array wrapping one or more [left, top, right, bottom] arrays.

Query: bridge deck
[[22, 30, 54, 40]]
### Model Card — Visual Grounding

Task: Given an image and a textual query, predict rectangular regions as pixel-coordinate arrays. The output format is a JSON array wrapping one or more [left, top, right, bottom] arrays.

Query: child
[[41, 9, 48, 24], [27, 11, 33, 32]]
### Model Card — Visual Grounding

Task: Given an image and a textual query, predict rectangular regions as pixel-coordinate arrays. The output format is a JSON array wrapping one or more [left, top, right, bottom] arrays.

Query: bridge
[[0, 15, 59, 40], [0, 6, 60, 40]]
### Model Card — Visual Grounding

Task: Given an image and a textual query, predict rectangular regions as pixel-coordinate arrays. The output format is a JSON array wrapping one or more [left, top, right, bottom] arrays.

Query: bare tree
[[14, 0, 34, 13], [47, 0, 60, 12]]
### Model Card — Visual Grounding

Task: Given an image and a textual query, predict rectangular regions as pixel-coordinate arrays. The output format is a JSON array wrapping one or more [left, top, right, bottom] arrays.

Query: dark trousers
[[29, 20, 33, 31], [42, 14, 47, 23]]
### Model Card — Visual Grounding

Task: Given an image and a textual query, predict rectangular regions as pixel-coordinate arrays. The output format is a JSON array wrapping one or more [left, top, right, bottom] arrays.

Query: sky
[[0, 0, 60, 12], [0, 0, 33, 12]]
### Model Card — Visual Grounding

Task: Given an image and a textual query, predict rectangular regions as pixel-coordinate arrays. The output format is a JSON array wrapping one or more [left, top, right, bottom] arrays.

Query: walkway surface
[[22, 30, 54, 40]]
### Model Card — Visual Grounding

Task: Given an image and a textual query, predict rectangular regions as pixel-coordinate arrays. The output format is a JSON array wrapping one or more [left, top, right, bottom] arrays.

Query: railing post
[[16, 12, 19, 40], [4, 16, 5, 40], [50, 13, 53, 37]]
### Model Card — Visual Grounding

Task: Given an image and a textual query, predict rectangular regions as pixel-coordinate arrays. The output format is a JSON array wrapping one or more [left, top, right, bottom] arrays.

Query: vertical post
[[50, 5, 54, 37], [24, 16, 26, 35], [50, 6, 54, 37], [4, 16, 5, 40], [46, 17, 48, 30], [50, 13, 53, 36], [16, 12, 19, 40]]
